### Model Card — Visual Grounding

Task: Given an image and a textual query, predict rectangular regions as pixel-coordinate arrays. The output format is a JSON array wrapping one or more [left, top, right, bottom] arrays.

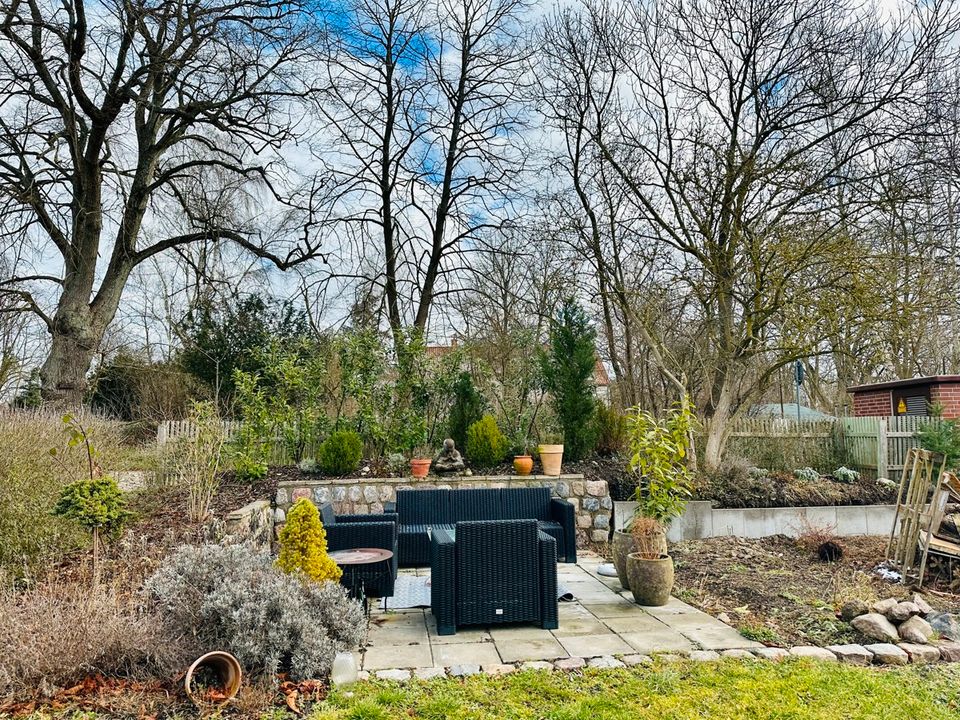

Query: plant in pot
[[538, 430, 564, 477], [626, 517, 673, 606], [612, 396, 697, 599], [409, 445, 433, 478], [512, 436, 533, 476]]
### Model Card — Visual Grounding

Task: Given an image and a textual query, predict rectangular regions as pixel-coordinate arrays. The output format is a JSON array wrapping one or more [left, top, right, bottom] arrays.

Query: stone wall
[[221, 499, 274, 548], [275, 474, 612, 545]]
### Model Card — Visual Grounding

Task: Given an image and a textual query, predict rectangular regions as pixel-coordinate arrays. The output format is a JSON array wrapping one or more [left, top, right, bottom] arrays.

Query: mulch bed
[[671, 534, 960, 648], [695, 472, 897, 509]]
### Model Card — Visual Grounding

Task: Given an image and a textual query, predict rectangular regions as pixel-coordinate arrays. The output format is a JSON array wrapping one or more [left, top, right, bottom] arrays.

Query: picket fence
[[157, 415, 942, 478], [727, 416, 943, 479]]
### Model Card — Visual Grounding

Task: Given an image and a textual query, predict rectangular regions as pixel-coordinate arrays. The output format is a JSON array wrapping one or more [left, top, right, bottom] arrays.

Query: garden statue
[[434, 438, 466, 474]]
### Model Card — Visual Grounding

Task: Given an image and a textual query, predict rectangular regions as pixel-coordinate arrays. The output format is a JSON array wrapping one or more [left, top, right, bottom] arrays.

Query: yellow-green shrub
[[465, 414, 509, 467], [276, 499, 342, 582]]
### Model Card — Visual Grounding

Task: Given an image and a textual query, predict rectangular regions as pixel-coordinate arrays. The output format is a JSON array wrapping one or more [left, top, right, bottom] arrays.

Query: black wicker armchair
[[431, 519, 559, 635], [319, 503, 398, 598]]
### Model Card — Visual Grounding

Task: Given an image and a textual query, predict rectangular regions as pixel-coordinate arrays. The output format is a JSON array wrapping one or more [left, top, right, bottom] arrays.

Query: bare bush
[[0, 411, 129, 584], [145, 544, 365, 680], [0, 582, 180, 699]]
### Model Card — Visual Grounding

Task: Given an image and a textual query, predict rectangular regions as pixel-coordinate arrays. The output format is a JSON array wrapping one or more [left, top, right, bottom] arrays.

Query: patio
[[359, 551, 764, 675]]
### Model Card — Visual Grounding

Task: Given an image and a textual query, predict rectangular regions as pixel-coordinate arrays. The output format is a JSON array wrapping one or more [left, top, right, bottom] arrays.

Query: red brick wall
[[852, 389, 892, 417], [930, 384, 960, 418]]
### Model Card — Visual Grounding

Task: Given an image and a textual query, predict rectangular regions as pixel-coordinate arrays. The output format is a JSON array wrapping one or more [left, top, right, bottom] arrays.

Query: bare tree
[[314, 0, 529, 339], [0, 0, 329, 404], [554, 0, 960, 468]]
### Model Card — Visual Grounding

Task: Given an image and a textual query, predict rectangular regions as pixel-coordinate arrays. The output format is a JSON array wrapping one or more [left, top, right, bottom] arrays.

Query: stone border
[[613, 500, 897, 542], [353, 641, 960, 683], [276, 474, 612, 544]]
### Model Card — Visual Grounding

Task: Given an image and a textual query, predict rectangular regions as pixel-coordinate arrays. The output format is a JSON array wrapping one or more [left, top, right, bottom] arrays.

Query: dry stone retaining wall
[[274, 474, 611, 545]]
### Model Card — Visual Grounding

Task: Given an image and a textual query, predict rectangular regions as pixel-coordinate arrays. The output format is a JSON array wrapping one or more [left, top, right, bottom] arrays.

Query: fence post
[[877, 417, 888, 479]]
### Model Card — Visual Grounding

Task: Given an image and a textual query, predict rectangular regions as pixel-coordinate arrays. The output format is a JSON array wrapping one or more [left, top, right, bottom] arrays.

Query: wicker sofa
[[392, 486, 576, 566], [430, 519, 559, 635], [319, 504, 398, 598]]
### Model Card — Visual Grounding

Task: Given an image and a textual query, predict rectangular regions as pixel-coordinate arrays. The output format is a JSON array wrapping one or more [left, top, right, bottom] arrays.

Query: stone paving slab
[[361, 553, 755, 672]]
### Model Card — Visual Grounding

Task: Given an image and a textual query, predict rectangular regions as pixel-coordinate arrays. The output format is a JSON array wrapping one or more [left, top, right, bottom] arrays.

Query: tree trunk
[[701, 378, 736, 472], [39, 309, 103, 407]]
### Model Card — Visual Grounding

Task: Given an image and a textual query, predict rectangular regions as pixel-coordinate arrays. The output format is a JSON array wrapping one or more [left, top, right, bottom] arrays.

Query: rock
[[863, 643, 908, 665], [826, 644, 873, 666], [689, 650, 721, 661], [448, 664, 481, 677], [851, 613, 900, 643], [587, 656, 625, 669], [482, 664, 517, 676], [717, 612, 733, 624], [928, 611, 960, 642], [790, 646, 837, 661], [754, 648, 790, 661], [414, 667, 447, 680], [912, 593, 933, 616], [654, 653, 685, 663], [870, 598, 898, 615], [376, 669, 411, 681], [357, 671, 370, 681], [520, 661, 554, 671], [898, 643, 940, 664], [839, 600, 870, 622], [554, 657, 587, 671], [621, 654, 653, 666], [887, 601, 919, 624], [898, 615, 933, 644], [937, 642, 960, 662], [720, 649, 755, 660]]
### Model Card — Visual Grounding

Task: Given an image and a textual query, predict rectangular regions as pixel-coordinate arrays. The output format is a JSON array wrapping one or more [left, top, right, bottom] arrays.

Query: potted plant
[[614, 396, 697, 593], [538, 431, 564, 477], [410, 446, 432, 478], [513, 436, 533, 476], [626, 517, 674, 606]]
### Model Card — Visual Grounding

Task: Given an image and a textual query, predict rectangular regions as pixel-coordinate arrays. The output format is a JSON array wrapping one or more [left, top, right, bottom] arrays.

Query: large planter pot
[[410, 458, 432, 478], [513, 455, 534, 476], [612, 528, 667, 589], [538, 444, 564, 476], [626, 553, 674, 607]]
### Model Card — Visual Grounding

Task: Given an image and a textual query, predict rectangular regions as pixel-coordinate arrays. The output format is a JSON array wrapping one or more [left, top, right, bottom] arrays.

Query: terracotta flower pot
[[184, 651, 242, 708], [410, 458, 431, 478], [626, 552, 674, 607], [538, 444, 564, 476], [612, 528, 667, 590], [513, 455, 534, 476]]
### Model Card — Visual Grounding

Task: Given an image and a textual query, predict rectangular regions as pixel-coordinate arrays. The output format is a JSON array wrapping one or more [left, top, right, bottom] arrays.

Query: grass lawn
[[305, 661, 960, 720]]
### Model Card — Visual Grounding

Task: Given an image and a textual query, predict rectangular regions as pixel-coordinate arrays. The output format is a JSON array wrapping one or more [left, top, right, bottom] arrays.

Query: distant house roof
[[847, 375, 960, 393], [749, 403, 835, 421]]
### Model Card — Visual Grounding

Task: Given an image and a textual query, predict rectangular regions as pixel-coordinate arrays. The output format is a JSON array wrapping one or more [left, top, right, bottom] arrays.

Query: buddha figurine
[[433, 438, 465, 474]]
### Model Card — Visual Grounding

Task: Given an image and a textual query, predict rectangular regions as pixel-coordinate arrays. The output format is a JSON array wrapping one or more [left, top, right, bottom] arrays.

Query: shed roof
[[847, 375, 960, 393]]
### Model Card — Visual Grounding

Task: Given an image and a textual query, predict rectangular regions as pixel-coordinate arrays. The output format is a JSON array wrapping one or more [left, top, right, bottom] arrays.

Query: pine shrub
[[447, 372, 485, 451], [540, 299, 599, 461], [465, 415, 509, 468], [593, 401, 627, 455], [145, 544, 363, 680], [316, 430, 363, 476], [277, 499, 342, 582]]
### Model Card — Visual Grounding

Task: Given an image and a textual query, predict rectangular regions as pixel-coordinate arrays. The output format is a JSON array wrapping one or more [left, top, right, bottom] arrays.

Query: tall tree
[[0, 0, 328, 404], [552, 0, 960, 469], [315, 0, 529, 338]]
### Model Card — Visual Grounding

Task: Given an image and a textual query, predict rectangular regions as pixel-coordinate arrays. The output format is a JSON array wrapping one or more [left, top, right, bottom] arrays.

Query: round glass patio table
[[329, 547, 394, 614]]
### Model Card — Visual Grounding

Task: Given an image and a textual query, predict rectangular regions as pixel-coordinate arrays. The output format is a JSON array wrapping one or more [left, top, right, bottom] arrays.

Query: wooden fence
[[158, 415, 943, 478], [727, 416, 944, 478]]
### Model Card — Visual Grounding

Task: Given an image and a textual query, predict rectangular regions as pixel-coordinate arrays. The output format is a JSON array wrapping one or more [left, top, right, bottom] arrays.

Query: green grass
[[308, 660, 960, 720]]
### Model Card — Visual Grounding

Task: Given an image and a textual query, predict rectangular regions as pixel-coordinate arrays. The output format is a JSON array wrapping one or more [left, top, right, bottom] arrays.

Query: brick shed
[[847, 376, 960, 418]]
